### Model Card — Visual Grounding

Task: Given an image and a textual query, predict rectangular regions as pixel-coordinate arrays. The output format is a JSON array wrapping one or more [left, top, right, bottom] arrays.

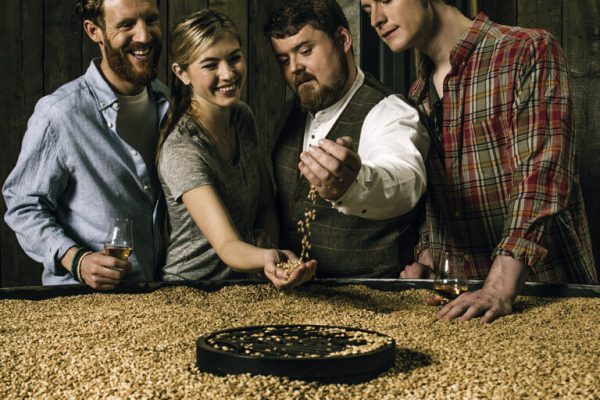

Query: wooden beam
[[562, 0, 600, 272]]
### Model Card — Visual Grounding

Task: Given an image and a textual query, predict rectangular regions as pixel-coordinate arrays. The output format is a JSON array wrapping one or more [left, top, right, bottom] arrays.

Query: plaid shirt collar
[[414, 12, 494, 106]]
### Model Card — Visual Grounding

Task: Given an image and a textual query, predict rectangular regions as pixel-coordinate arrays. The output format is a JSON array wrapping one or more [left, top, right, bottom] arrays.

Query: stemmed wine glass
[[104, 218, 133, 261], [432, 251, 468, 302]]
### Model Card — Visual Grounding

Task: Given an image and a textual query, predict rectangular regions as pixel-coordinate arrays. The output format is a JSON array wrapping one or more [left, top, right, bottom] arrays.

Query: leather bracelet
[[70, 246, 88, 283], [77, 251, 93, 285]]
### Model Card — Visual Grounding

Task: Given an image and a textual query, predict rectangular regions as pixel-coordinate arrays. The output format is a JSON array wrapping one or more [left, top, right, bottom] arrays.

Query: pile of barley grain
[[0, 284, 598, 399]]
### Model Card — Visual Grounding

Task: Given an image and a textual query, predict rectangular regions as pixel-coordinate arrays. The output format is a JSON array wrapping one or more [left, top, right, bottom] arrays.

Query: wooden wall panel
[[23, 0, 45, 116], [247, 0, 287, 151], [478, 0, 517, 25], [167, 0, 209, 31], [517, 0, 562, 41], [1, 1, 598, 286], [44, 0, 83, 93], [562, 0, 600, 275], [157, 0, 169, 84], [0, 1, 44, 286], [0, 0, 24, 286]]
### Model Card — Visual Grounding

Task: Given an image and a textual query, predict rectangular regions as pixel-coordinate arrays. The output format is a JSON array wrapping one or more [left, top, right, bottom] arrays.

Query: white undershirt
[[115, 88, 158, 177], [303, 67, 430, 220]]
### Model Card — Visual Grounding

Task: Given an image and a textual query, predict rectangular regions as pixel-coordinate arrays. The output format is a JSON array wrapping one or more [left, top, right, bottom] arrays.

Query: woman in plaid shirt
[[360, 0, 598, 322]]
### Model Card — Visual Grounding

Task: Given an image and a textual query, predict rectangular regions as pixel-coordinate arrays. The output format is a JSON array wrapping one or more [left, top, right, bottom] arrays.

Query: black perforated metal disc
[[196, 324, 395, 383]]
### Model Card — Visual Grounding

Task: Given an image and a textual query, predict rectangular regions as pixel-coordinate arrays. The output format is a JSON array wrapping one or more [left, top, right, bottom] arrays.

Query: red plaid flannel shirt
[[409, 13, 597, 283]]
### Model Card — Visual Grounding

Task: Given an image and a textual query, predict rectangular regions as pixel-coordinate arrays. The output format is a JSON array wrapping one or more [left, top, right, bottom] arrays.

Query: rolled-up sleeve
[[492, 35, 572, 269], [332, 95, 430, 220]]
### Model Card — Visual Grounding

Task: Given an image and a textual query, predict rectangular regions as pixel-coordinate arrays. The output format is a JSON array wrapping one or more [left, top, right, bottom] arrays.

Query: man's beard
[[295, 46, 349, 114], [104, 35, 162, 87]]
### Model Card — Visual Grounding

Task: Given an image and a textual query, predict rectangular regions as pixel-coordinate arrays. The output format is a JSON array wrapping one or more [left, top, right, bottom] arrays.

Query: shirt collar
[[413, 12, 493, 104], [450, 12, 493, 68], [84, 58, 169, 111], [84, 59, 119, 111]]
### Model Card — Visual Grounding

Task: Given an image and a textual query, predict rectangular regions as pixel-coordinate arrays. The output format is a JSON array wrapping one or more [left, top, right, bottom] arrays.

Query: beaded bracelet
[[70, 246, 88, 283], [76, 251, 93, 285]]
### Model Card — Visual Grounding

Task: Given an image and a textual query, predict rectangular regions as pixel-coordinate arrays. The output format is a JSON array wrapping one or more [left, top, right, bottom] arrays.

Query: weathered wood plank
[[563, 0, 600, 273], [0, 0, 44, 287], [478, 0, 517, 25], [517, 0, 562, 40], [44, 0, 82, 94], [17, 0, 45, 286], [167, 0, 209, 33], [247, 0, 287, 152], [23, 0, 44, 117], [157, 0, 169, 84], [0, 0, 23, 287]]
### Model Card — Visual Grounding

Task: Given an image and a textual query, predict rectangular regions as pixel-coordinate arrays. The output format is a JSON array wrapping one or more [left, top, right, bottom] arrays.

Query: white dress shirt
[[303, 67, 430, 220]]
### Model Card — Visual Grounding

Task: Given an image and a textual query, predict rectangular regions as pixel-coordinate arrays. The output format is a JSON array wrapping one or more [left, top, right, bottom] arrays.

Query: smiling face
[[174, 32, 246, 111], [360, 0, 432, 53], [87, 0, 162, 94], [271, 24, 351, 113]]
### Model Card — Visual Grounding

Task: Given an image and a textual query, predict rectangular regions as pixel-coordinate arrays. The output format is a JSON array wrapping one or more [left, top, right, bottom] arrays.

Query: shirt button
[[361, 209, 367, 214], [143, 185, 151, 191], [108, 122, 113, 128], [112, 103, 119, 110]]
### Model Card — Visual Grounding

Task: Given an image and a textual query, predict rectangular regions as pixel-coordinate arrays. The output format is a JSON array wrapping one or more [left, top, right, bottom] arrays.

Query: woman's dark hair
[[264, 0, 349, 40], [156, 9, 241, 164]]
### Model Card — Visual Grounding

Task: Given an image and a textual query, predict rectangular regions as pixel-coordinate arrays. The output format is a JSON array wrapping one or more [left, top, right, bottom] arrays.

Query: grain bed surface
[[1, 284, 598, 399]]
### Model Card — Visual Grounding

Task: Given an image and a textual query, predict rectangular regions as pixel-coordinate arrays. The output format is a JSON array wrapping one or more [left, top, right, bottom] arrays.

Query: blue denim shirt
[[2, 59, 169, 285]]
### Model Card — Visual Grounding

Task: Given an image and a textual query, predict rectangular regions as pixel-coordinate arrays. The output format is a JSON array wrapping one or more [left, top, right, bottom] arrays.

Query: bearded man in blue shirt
[[2, 0, 168, 289]]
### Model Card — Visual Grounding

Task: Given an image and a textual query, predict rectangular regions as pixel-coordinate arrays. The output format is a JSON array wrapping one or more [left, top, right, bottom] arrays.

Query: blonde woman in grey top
[[157, 10, 315, 288]]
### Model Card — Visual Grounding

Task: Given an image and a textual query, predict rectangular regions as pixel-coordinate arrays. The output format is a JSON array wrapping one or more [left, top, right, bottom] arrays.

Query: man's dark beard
[[104, 36, 162, 87], [296, 46, 349, 114]]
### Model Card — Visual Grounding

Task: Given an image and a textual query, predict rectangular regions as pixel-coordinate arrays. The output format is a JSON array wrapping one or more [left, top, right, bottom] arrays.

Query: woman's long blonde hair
[[157, 9, 242, 163]]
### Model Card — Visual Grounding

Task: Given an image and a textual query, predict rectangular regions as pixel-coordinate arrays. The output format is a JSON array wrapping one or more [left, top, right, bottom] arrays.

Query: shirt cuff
[[414, 236, 430, 262], [46, 237, 78, 276], [329, 167, 364, 211], [493, 236, 549, 273], [329, 166, 399, 220]]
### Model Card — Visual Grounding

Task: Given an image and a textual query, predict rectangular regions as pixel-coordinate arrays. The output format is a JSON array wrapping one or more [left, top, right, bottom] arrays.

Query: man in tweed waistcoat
[[264, 0, 429, 278]]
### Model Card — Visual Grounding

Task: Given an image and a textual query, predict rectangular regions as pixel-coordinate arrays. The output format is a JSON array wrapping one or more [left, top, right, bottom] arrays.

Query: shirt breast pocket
[[463, 115, 511, 183]]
